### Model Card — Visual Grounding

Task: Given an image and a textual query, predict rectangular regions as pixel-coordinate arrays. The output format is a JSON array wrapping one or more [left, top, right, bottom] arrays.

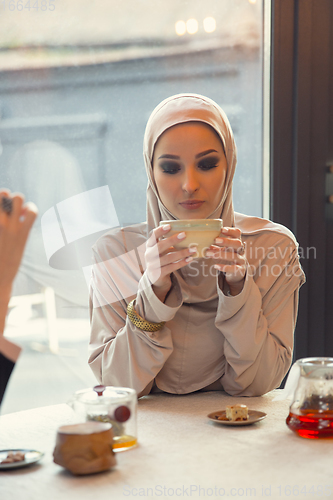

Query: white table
[[0, 391, 332, 500]]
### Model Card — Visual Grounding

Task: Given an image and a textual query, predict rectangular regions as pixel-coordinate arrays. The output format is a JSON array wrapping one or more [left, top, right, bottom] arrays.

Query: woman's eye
[[159, 162, 181, 174], [198, 159, 219, 171]]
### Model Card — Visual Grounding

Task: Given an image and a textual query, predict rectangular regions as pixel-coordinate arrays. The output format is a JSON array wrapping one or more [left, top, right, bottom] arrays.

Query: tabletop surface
[[0, 391, 332, 500]]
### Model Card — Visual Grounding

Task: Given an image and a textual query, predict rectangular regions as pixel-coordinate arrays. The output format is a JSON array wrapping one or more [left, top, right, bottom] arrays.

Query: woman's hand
[[145, 224, 196, 302], [206, 227, 247, 296], [0, 190, 38, 298]]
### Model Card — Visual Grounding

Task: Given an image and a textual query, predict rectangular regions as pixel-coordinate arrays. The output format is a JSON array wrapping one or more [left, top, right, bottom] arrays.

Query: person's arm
[[215, 240, 305, 396], [0, 289, 11, 337], [0, 190, 37, 405], [0, 339, 21, 405], [0, 191, 37, 330], [88, 237, 183, 397]]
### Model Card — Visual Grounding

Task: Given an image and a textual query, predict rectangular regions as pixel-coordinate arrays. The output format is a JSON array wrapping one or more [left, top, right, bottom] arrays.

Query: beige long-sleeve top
[[88, 213, 305, 398]]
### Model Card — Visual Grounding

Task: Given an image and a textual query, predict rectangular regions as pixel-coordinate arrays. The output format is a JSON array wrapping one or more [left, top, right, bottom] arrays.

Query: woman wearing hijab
[[89, 93, 305, 398]]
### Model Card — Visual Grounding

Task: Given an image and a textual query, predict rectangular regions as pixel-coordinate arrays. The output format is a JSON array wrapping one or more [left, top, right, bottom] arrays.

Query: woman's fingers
[[216, 227, 243, 248], [220, 226, 242, 238], [0, 192, 38, 235], [1, 192, 24, 220], [206, 226, 245, 269], [0, 190, 12, 224], [214, 237, 244, 253], [0, 192, 38, 290], [20, 202, 38, 223], [152, 246, 195, 269], [156, 255, 194, 277], [146, 224, 171, 248], [149, 245, 196, 273], [146, 228, 196, 286], [158, 232, 188, 256], [207, 227, 247, 284], [214, 236, 244, 250], [206, 245, 245, 265], [147, 226, 193, 261], [0, 189, 10, 201]]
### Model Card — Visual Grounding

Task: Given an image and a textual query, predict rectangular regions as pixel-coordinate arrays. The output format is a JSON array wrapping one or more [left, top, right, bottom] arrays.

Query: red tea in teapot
[[286, 394, 333, 438]]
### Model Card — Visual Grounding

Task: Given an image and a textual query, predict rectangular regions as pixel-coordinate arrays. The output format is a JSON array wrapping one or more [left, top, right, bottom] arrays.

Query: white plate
[[208, 409, 267, 426], [0, 449, 44, 470]]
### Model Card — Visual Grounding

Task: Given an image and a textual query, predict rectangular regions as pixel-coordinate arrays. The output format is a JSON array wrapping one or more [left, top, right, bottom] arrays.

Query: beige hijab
[[143, 93, 236, 232], [142, 93, 305, 302]]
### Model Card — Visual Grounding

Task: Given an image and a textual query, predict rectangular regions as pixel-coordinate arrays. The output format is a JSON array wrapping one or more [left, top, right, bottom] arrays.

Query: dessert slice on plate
[[226, 404, 249, 421]]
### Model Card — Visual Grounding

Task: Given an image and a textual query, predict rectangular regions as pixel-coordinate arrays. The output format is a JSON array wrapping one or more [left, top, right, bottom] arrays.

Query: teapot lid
[[74, 385, 136, 405]]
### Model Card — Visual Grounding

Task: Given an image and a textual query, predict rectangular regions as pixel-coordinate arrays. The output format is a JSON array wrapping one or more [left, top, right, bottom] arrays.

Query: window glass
[[0, 0, 266, 413]]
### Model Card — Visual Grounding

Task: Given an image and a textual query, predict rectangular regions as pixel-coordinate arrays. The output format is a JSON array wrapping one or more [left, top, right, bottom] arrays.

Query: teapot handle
[[273, 363, 301, 401]]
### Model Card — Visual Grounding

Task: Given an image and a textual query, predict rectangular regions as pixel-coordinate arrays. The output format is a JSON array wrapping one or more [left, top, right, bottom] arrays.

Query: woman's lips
[[179, 200, 205, 210]]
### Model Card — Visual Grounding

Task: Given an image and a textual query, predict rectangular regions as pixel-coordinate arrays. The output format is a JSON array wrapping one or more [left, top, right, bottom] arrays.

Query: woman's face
[[152, 122, 227, 219]]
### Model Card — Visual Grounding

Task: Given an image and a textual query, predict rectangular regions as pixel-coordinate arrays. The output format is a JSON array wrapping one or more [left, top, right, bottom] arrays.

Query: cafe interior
[[0, 0, 333, 498]]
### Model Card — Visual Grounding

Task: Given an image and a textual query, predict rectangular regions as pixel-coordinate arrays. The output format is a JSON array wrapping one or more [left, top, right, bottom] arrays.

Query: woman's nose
[[182, 167, 200, 194]]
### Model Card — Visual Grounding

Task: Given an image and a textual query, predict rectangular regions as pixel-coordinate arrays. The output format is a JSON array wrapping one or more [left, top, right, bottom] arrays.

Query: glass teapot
[[286, 357, 333, 438], [68, 385, 137, 451]]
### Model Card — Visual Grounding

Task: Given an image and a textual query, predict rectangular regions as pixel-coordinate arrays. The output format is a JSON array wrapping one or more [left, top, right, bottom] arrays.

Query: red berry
[[114, 405, 131, 422]]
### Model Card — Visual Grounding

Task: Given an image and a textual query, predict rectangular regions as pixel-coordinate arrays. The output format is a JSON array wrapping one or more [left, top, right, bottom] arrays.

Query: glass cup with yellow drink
[[68, 385, 137, 451]]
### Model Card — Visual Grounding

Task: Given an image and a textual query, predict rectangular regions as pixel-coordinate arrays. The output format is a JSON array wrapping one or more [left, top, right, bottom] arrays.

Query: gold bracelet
[[127, 300, 166, 332]]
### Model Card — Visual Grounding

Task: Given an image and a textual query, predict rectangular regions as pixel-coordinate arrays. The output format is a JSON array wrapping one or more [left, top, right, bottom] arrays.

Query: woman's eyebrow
[[158, 154, 180, 160], [195, 149, 218, 159], [158, 149, 218, 160]]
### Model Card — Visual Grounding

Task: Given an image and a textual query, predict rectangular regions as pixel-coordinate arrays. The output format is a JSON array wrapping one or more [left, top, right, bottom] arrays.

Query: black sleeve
[[0, 352, 15, 407]]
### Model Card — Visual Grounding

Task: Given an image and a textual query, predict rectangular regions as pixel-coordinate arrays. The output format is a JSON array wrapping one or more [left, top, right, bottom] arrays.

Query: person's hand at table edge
[[0, 189, 38, 332]]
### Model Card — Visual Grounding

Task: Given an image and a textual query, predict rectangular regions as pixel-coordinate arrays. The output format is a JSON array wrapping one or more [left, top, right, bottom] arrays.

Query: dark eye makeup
[[158, 155, 220, 174], [198, 156, 220, 170], [159, 161, 181, 174]]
